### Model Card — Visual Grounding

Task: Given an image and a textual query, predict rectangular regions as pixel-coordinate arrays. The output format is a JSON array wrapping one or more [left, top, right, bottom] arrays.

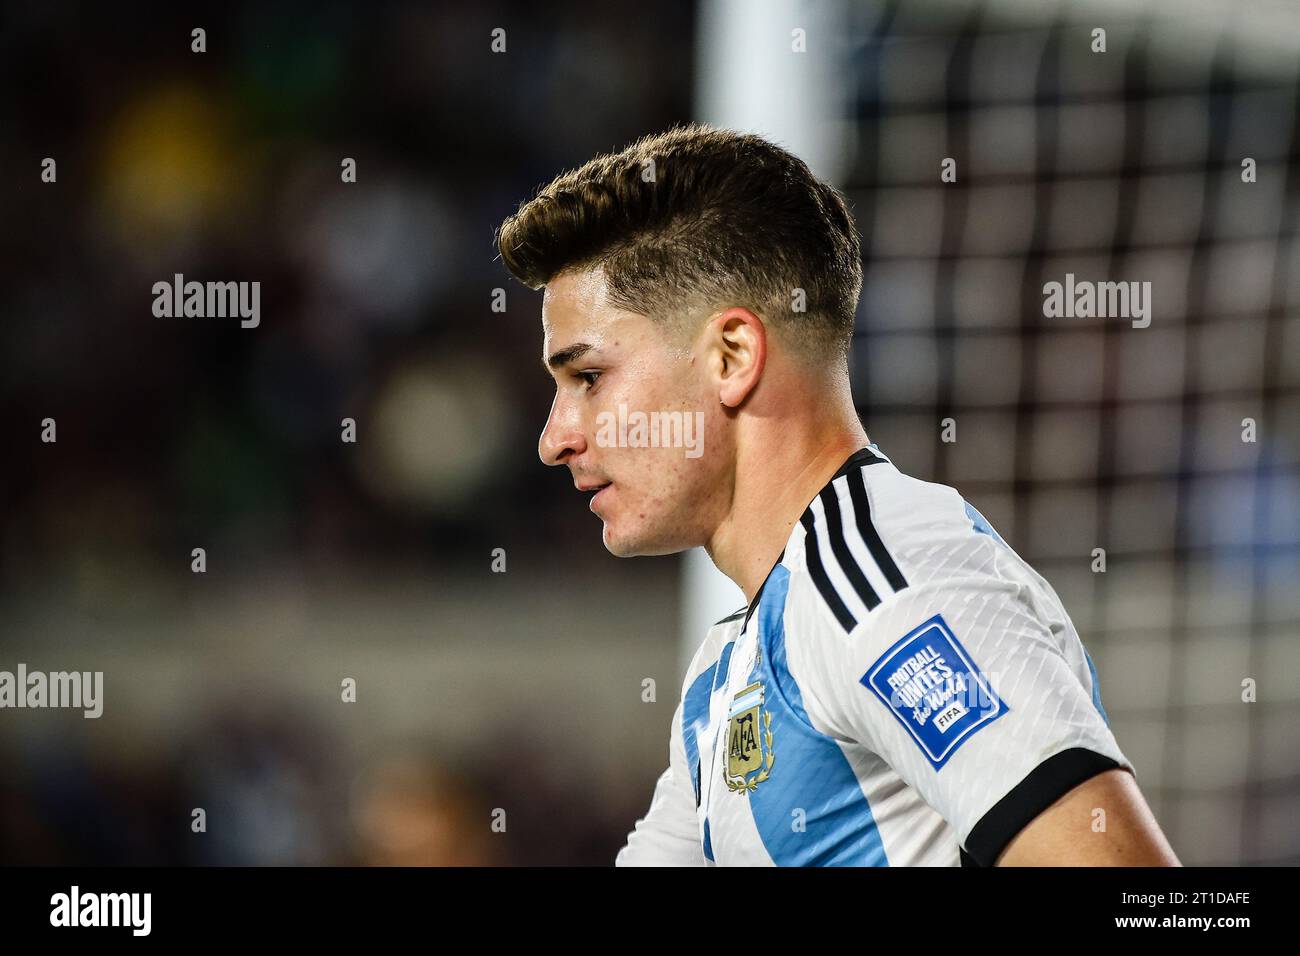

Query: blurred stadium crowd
[[1, 0, 693, 865]]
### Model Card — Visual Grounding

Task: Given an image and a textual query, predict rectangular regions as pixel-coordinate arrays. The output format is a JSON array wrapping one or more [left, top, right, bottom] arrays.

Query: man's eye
[[576, 370, 601, 389]]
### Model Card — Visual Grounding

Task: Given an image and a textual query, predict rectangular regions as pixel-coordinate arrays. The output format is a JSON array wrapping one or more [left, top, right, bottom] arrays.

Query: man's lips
[[576, 480, 613, 513]]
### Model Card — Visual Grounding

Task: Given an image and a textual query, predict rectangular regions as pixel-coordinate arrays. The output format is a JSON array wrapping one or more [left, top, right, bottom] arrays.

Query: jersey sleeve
[[814, 574, 1133, 867], [615, 696, 708, 866]]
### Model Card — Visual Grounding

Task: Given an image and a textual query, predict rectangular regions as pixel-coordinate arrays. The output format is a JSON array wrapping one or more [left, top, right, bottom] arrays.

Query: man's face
[[538, 268, 729, 556]]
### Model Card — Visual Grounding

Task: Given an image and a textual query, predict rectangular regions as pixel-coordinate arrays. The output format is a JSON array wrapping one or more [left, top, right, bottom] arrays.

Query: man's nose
[[538, 394, 586, 466]]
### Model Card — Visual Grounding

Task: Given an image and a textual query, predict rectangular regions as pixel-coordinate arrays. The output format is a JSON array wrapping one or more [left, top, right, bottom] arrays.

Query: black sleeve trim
[[962, 747, 1121, 867]]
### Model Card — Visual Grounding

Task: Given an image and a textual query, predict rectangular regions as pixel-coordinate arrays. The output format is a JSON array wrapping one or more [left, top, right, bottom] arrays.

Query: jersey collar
[[739, 443, 889, 631]]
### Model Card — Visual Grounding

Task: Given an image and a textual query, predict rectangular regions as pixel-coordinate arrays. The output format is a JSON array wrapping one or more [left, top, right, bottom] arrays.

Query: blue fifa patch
[[861, 614, 1009, 770]]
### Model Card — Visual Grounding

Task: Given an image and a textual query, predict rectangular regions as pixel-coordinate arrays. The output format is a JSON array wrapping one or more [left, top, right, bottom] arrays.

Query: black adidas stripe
[[818, 486, 882, 612], [798, 510, 857, 632], [846, 469, 908, 592]]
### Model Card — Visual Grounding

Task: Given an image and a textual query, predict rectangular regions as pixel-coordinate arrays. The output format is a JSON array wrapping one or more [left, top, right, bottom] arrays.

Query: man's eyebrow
[[546, 343, 594, 370]]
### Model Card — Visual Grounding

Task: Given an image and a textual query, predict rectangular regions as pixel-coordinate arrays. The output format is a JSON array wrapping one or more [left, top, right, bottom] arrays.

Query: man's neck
[[705, 425, 869, 604]]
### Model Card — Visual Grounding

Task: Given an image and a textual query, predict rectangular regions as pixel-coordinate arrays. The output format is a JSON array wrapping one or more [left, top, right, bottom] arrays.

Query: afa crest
[[724, 681, 775, 793]]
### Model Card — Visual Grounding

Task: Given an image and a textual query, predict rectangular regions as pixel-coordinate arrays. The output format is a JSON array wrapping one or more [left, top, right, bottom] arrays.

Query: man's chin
[[600, 523, 642, 557], [600, 522, 689, 558]]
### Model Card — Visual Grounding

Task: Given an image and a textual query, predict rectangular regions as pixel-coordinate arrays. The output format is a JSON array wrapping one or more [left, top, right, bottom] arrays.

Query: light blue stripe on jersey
[[682, 641, 732, 805], [1083, 647, 1110, 726], [964, 500, 1007, 547], [713, 641, 734, 692], [745, 565, 889, 866], [683, 641, 733, 863]]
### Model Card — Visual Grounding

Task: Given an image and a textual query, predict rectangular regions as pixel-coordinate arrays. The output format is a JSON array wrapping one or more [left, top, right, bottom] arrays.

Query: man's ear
[[707, 307, 767, 409]]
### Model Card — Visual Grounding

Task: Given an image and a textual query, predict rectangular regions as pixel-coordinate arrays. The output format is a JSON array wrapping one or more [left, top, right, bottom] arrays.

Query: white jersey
[[616, 444, 1132, 867]]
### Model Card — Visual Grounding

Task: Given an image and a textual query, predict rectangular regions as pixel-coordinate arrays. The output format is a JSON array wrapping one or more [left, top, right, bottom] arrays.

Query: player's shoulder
[[782, 443, 1004, 639]]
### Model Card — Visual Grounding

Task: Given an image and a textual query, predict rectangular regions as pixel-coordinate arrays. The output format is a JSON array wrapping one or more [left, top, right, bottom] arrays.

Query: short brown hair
[[495, 123, 863, 359]]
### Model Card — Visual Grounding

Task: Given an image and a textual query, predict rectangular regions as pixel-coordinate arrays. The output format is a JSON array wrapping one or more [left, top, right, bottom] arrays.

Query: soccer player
[[495, 124, 1180, 866]]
